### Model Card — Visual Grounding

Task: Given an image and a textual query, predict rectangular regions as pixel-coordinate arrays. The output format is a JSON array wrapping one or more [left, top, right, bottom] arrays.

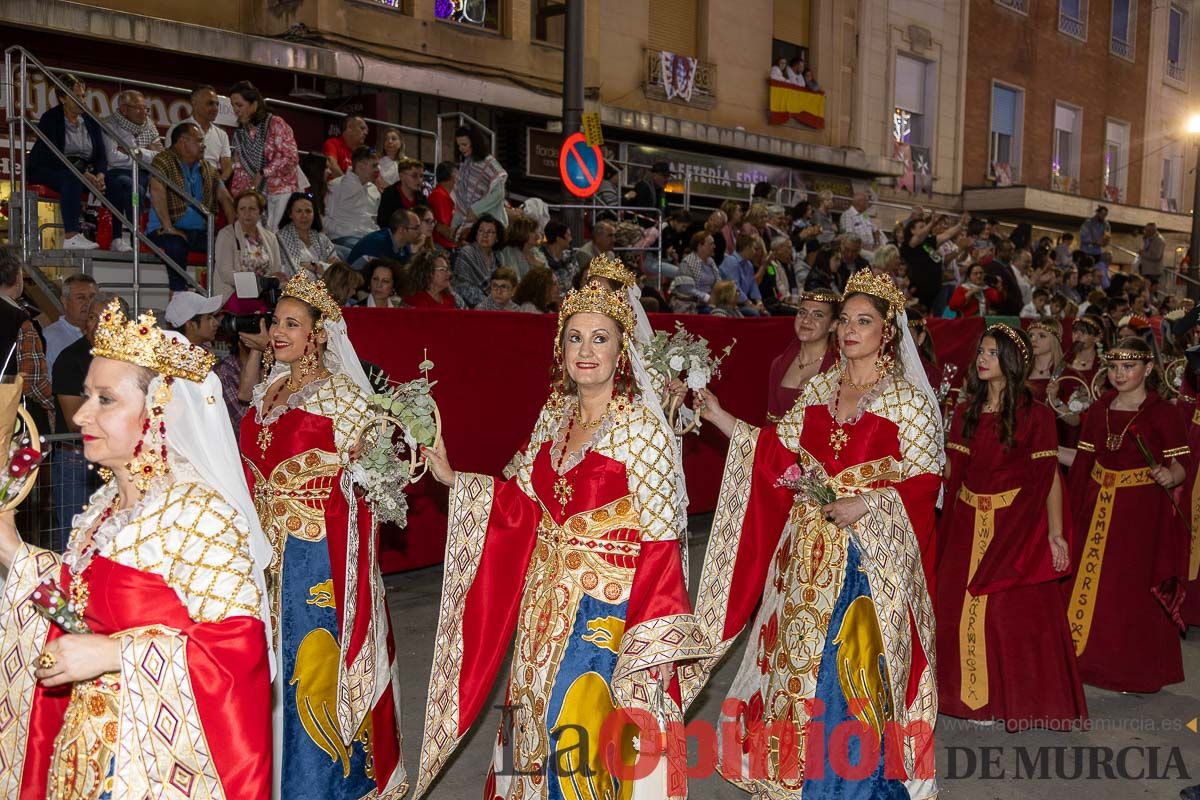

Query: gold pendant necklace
[[1104, 405, 1141, 451], [257, 424, 273, 456], [828, 377, 854, 457], [553, 410, 580, 512]]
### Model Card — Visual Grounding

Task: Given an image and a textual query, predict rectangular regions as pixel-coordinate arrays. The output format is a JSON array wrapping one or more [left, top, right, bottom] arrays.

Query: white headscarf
[[156, 332, 275, 675]]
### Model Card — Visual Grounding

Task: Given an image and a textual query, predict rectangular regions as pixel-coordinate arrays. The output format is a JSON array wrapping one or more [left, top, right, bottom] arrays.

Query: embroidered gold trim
[[1031, 449, 1057, 459], [946, 442, 970, 455]]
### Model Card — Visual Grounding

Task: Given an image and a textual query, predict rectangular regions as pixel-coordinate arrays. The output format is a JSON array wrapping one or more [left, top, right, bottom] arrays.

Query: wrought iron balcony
[[994, 0, 1029, 12], [1168, 60, 1186, 82], [1110, 36, 1133, 60], [1058, 12, 1085, 39]]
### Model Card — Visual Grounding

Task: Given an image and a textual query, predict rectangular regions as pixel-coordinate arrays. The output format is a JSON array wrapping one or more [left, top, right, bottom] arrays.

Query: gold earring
[[261, 347, 275, 372], [874, 348, 894, 377], [298, 348, 320, 378]]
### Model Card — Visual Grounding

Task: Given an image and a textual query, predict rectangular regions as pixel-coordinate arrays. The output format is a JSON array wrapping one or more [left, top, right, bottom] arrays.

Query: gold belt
[[1068, 463, 1152, 656], [955, 486, 1020, 710], [537, 494, 642, 560]]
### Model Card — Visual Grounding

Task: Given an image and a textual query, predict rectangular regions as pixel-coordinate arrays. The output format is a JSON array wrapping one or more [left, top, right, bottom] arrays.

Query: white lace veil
[[896, 308, 943, 446], [155, 332, 275, 676]]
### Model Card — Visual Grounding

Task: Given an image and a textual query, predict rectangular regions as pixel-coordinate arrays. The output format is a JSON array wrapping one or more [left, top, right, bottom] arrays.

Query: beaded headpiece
[[586, 254, 637, 289], [1027, 318, 1062, 340], [555, 280, 636, 357], [800, 290, 841, 306], [986, 323, 1029, 365], [281, 274, 342, 324], [1073, 315, 1103, 335], [91, 300, 216, 383], [843, 270, 906, 320], [1103, 346, 1154, 363]]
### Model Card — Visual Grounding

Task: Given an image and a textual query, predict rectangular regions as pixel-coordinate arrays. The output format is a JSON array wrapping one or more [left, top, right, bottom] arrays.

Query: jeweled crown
[[843, 269, 906, 321], [91, 300, 216, 382], [586, 254, 637, 289], [555, 280, 636, 350], [281, 274, 342, 323]]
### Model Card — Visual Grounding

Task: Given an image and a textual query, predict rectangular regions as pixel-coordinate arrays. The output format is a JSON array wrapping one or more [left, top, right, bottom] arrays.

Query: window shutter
[[894, 55, 926, 113], [648, 0, 699, 57]]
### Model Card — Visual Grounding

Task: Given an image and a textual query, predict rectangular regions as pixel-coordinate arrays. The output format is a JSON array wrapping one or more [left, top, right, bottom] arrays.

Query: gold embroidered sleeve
[[946, 442, 970, 455], [1163, 445, 1190, 459], [877, 381, 944, 478], [1077, 440, 1095, 452], [599, 405, 684, 542], [311, 373, 373, 453]]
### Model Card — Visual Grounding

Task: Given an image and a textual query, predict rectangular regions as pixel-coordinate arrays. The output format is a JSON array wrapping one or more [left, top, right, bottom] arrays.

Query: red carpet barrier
[[344, 308, 990, 573]]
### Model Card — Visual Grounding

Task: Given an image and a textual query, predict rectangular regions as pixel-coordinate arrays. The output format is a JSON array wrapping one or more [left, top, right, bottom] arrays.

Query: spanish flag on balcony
[[768, 80, 826, 129]]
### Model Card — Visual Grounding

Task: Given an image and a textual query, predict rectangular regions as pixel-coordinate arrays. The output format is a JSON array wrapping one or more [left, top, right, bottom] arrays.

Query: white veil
[[260, 316, 373, 396], [896, 308, 943, 449], [156, 332, 275, 676]]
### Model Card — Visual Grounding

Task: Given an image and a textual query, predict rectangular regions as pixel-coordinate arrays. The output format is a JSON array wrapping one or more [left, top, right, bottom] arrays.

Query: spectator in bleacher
[[539, 221, 577, 295], [402, 250, 460, 309], [870, 243, 901, 277], [710, 280, 743, 318], [411, 205, 438, 255], [215, 316, 270, 428], [811, 189, 838, 245], [42, 273, 97, 373], [595, 164, 621, 212], [719, 233, 766, 316], [839, 191, 883, 257], [427, 161, 459, 251], [323, 114, 368, 179], [661, 209, 693, 265], [805, 245, 844, 293], [229, 80, 300, 229], [983, 240, 1024, 316], [102, 89, 163, 252], [498, 215, 546, 280], [452, 125, 508, 228], [475, 267, 523, 311], [949, 263, 1004, 318], [146, 122, 235, 292], [803, 67, 820, 91], [762, 236, 800, 315], [786, 56, 806, 86], [626, 161, 670, 228], [1079, 205, 1110, 258], [322, 261, 364, 306], [1054, 232, 1075, 266], [1138, 222, 1165, 283], [325, 146, 382, 252], [838, 233, 869, 277], [0, 249, 52, 443], [213, 189, 284, 301], [514, 265, 560, 313], [673, 230, 720, 313], [181, 85, 233, 181], [364, 260, 403, 308], [165, 291, 222, 348], [715, 200, 742, 261], [27, 73, 106, 251], [452, 214, 503, 307], [574, 220, 616, 276], [348, 208, 421, 268], [376, 157, 427, 230], [900, 212, 966, 311], [277, 192, 337, 279], [1020, 287, 1051, 320], [377, 126, 405, 186]]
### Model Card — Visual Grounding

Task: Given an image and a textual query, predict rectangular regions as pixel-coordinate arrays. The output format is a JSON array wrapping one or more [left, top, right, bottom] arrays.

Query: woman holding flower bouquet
[[1062, 337, 1190, 692], [417, 279, 706, 800], [937, 324, 1087, 731], [689, 270, 942, 799], [240, 275, 406, 798], [0, 301, 273, 797], [766, 290, 840, 420]]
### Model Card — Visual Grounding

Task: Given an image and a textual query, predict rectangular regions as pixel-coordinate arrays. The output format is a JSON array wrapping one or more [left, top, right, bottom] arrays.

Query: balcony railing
[[1059, 12, 1086, 39], [994, 0, 1029, 12], [643, 48, 717, 109], [1051, 174, 1080, 195], [1110, 36, 1133, 60], [1168, 60, 1186, 81]]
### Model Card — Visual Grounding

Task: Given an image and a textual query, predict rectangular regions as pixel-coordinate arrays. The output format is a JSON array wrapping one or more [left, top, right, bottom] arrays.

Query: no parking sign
[[558, 132, 605, 198]]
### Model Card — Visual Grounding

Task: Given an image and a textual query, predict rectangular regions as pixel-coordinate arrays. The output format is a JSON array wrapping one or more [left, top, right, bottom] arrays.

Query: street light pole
[[562, 0, 584, 137]]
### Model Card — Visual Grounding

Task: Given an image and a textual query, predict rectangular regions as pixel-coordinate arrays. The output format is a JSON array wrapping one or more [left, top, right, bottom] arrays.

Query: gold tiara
[[843, 269, 906, 320], [92, 300, 216, 383], [555, 280, 636, 354], [1104, 348, 1154, 363], [800, 290, 841, 306], [986, 323, 1029, 365], [1074, 316, 1102, 333], [1027, 319, 1062, 339], [281, 274, 342, 324], [586, 254, 637, 289]]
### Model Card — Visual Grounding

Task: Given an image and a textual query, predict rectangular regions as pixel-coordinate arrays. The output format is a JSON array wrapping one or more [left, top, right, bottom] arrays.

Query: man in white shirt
[[43, 273, 97, 373], [1010, 248, 1034, 307], [181, 85, 233, 182], [839, 191, 883, 259], [102, 90, 163, 252], [324, 146, 382, 251]]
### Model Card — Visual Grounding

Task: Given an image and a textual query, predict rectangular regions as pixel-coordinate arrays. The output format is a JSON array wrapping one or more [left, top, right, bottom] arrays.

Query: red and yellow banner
[[768, 80, 826, 129]]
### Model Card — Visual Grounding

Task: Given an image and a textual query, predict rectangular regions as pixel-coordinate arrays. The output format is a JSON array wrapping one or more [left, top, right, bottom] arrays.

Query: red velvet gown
[[0, 476, 272, 799], [1180, 397, 1200, 625], [1065, 391, 1191, 692], [938, 401, 1087, 730], [414, 399, 706, 800], [691, 369, 941, 800], [766, 338, 836, 421], [240, 372, 406, 799]]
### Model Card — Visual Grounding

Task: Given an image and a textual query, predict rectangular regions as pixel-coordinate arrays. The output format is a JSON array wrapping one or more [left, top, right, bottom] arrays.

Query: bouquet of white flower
[[643, 322, 734, 434]]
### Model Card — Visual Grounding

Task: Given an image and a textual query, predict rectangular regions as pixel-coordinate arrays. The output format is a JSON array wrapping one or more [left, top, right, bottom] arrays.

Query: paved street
[[386, 518, 1200, 799]]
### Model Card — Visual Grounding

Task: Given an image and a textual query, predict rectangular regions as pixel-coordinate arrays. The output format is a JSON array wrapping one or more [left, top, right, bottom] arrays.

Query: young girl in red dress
[[938, 323, 1086, 731]]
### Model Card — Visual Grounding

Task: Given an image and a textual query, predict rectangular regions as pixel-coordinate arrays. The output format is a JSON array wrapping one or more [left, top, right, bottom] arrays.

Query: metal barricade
[[19, 433, 97, 553]]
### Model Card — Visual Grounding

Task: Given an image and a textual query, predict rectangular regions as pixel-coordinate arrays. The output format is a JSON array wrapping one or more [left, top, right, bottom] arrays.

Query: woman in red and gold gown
[[937, 324, 1086, 731], [240, 276, 406, 798], [689, 271, 941, 800], [1064, 336, 1191, 692], [766, 290, 840, 420], [0, 302, 273, 798], [416, 280, 706, 800]]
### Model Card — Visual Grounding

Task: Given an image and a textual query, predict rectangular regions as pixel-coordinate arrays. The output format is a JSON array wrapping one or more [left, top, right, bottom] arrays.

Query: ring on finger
[[36, 652, 56, 670]]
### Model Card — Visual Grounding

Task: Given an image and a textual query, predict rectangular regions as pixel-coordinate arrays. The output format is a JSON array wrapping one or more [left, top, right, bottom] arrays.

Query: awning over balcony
[[768, 80, 825, 129]]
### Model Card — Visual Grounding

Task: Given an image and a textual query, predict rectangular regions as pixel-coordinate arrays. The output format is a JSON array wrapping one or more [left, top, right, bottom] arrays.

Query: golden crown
[[281, 274, 342, 323], [555, 280, 636, 352], [91, 300, 216, 383], [843, 270, 906, 320], [586, 254, 637, 289]]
